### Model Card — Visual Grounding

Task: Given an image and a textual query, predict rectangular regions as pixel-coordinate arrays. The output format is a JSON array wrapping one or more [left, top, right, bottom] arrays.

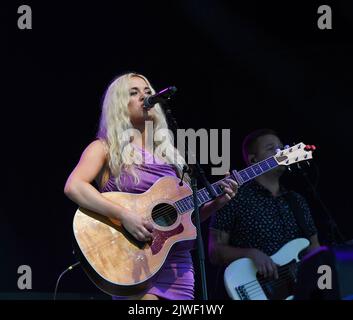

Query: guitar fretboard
[[175, 156, 279, 214], [235, 156, 278, 185]]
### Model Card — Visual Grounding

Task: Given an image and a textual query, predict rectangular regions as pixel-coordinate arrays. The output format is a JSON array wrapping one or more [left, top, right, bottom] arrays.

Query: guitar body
[[73, 176, 196, 296], [224, 238, 310, 300]]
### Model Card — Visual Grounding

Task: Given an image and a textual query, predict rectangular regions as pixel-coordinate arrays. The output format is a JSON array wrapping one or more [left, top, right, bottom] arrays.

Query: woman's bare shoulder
[[84, 139, 108, 157]]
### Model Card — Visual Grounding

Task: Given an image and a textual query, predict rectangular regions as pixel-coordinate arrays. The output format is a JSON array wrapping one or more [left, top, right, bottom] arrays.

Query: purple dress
[[100, 146, 195, 300]]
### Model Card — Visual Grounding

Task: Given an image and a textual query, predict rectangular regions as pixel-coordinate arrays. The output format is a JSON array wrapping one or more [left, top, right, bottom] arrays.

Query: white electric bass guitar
[[224, 238, 310, 300]]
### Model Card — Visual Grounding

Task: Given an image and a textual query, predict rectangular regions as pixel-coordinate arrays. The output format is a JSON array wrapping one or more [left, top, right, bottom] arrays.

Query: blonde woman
[[64, 72, 238, 300]]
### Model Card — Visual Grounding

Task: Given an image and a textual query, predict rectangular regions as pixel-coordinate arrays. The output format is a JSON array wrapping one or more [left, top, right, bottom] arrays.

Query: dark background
[[1, 0, 352, 299]]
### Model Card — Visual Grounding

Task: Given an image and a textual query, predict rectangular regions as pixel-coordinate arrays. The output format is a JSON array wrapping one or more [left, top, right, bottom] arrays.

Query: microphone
[[143, 86, 177, 109]]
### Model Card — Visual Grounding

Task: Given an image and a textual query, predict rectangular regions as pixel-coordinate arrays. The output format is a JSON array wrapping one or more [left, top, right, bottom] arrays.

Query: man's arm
[[208, 229, 253, 266], [208, 228, 279, 278], [307, 233, 320, 252]]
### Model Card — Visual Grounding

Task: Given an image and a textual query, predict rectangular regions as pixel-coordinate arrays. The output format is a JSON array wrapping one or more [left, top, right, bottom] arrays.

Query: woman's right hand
[[247, 248, 279, 279], [121, 212, 154, 242]]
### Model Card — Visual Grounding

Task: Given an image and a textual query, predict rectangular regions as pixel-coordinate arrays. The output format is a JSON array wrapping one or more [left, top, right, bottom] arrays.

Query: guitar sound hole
[[151, 203, 178, 227]]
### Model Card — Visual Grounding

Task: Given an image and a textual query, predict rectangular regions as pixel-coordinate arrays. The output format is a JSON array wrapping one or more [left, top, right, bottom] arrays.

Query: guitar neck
[[232, 156, 279, 186], [175, 156, 279, 214]]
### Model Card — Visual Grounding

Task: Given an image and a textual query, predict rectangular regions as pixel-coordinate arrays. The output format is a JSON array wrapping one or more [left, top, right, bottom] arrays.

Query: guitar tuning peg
[[306, 161, 311, 167], [287, 166, 292, 172], [297, 163, 301, 170], [284, 145, 290, 149]]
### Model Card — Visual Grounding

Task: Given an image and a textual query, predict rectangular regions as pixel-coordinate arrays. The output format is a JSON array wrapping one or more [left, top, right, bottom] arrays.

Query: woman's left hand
[[198, 173, 238, 222], [215, 173, 238, 209]]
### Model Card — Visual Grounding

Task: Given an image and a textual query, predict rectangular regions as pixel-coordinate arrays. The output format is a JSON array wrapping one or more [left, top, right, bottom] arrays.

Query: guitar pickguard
[[150, 224, 184, 255]]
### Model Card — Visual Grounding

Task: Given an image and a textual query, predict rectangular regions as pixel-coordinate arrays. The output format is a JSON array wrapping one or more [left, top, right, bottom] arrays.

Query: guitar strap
[[283, 192, 312, 239]]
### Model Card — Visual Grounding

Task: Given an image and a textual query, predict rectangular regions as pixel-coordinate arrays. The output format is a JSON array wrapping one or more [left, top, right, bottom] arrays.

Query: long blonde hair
[[97, 72, 188, 188]]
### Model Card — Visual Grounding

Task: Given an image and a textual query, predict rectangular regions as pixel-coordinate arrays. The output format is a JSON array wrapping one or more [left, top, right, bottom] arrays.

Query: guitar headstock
[[274, 142, 315, 166]]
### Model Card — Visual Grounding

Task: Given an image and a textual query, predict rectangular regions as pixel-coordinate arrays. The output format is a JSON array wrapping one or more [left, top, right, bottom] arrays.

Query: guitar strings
[[257, 271, 297, 290], [241, 270, 297, 298], [242, 266, 295, 290], [244, 274, 296, 300], [246, 274, 293, 295], [143, 204, 186, 224], [238, 267, 296, 295], [141, 199, 199, 224], [115, 175, 237, 226], [139, 178, 230, 224], [242, 275, 294, 299], [141, 185, 226, 223], [241, 265, 295, 289]]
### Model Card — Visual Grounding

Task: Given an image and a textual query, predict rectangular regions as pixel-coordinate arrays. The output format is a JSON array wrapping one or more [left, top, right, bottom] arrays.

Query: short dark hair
[[242, 128, 279, 164]]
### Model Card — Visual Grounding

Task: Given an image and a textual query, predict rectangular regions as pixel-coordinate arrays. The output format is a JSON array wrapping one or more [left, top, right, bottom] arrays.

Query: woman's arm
[[64, 140, 153, 241], [199, 176, 238, 222], [64, 140, 123, 220]]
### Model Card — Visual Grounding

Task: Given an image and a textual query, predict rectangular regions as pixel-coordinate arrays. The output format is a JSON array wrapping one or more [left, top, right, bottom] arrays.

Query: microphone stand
[[161, 98, 217, 301], [300, 163, 345, 245]]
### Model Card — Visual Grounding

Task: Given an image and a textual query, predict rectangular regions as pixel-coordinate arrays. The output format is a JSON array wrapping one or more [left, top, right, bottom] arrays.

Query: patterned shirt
[[209, 181, 317, 256]]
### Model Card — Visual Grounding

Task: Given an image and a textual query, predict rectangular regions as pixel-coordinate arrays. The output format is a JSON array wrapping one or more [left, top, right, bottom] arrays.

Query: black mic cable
[[53, 261, 81, 301]]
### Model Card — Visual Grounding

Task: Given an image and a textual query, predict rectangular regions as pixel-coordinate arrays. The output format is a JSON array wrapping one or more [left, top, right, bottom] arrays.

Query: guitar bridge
[[235, 285, 250, 300]]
